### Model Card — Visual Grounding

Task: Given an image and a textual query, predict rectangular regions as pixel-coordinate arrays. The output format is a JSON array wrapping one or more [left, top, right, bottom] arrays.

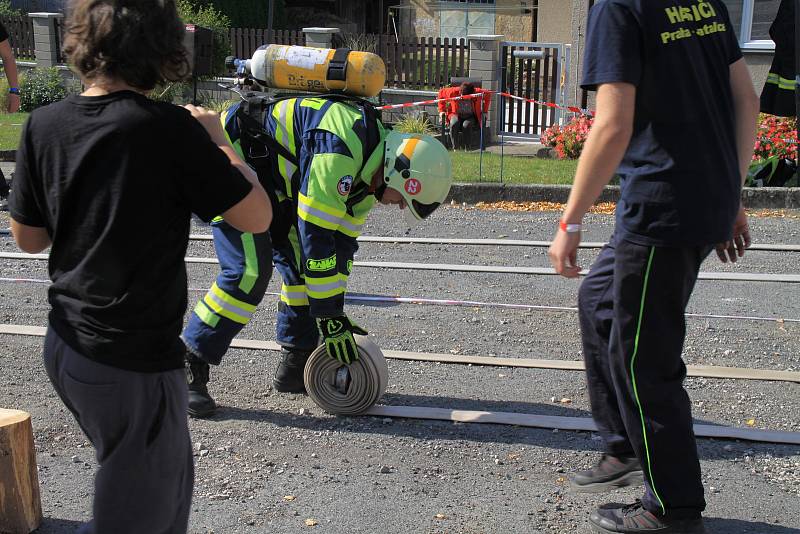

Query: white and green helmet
[[383, 131, 453, 220]]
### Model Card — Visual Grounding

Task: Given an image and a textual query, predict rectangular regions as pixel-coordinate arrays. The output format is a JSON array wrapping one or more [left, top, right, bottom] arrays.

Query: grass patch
[[450, 151, 578, 184], [0, 115, 579, 186], [0, 113, 29, 151]]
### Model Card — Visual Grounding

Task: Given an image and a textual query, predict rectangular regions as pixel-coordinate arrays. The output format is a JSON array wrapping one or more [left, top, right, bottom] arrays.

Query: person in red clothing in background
[[437, 81, 491, 150]]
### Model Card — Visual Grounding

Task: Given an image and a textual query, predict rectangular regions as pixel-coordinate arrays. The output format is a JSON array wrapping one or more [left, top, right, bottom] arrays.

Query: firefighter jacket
[[760, 0, 796, 117], [222, 96, 387, 318]]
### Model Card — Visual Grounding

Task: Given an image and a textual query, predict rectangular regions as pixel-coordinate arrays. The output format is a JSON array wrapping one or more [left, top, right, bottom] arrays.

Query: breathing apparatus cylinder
[[241, 44, 385, 98]]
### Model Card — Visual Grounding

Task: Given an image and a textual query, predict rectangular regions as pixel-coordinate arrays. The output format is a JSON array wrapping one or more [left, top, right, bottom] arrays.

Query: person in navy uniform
[[549, 0, 760, 532]]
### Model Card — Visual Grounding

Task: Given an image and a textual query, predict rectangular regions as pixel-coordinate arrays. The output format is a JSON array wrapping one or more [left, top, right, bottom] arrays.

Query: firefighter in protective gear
[[759, 0, 795, 117], [181, 96, 452, 417]]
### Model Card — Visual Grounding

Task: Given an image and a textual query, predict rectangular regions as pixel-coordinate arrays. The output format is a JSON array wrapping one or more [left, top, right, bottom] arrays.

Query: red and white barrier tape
[[375, 92, 486, 111], [498, 92, 594, 116], [376, 90, 594, 117]]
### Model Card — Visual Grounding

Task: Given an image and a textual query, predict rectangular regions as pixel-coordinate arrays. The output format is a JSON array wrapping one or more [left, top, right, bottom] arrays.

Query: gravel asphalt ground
[[0, 199, 799, 534]]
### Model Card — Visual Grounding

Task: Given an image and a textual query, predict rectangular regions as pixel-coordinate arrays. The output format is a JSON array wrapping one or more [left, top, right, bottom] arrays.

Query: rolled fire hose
[[304, 335, 389, 415]]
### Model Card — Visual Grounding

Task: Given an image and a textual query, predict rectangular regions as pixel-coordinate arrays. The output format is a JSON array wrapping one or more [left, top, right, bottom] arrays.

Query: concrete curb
[[447, 183, 800, 210], [3, 154, 799, 209]]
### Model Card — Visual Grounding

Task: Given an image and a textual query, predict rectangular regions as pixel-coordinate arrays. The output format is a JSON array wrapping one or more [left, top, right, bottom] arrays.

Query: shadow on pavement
[[212, 393, 800, 459], [214, 394, 594, 451], [34, 518, 84, 533], [705, 518, 799, 533]]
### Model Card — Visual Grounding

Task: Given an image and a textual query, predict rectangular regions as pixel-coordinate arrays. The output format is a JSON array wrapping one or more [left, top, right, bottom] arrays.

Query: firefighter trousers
[[182, 217, 319, 366]]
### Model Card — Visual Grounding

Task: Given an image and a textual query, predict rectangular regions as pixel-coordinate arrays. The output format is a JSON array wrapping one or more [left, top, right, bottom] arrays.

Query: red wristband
[[559, 220, 582, 233]]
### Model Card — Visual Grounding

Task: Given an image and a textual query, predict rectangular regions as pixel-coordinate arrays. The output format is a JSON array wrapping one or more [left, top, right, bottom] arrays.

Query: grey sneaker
[[590, 500, 706, 533], [570, 453, 644, 493]]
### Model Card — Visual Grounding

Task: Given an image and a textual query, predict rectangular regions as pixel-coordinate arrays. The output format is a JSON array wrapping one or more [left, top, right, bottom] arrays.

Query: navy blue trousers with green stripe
[[578, 233, 711, 519], [183, 218, 320, 365]]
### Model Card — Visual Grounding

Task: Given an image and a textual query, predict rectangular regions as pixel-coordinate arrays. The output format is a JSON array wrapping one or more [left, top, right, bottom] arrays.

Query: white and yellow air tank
[[243, 44, 385, 98]]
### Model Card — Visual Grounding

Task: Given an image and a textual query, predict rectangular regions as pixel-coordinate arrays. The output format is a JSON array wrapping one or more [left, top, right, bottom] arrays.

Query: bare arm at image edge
[[729, 58, 760, 187], [0, 38, 20, 113], [10, 220, 50, 253], [548, 82, 635, 277], [561, 82, 635, 224]]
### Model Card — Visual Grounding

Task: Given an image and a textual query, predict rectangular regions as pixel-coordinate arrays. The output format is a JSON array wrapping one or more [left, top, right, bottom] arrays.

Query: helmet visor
[[411, 200, 441, 219]]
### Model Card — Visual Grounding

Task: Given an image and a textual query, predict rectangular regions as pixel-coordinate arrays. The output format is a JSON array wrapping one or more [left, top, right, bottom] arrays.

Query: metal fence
[[498, 41, 570, 139], [0, 15, 35, 59]]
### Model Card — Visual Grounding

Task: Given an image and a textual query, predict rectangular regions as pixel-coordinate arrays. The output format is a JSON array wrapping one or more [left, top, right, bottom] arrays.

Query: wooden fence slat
[[443, 37, 450, 85], [410, 37, 417, 89], [412, 37, 422, 89], [383, 39, 390, 87], [434, 37, 442, 89], [236, 28, 244, 59], [417, 37, 424, 89], [426, 37, 434, 90], [400, 39, 407, 86], [458, 38, 466, 78]]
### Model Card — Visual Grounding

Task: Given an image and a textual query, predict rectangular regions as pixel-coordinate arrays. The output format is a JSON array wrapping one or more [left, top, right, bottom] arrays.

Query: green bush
[[203, 0, 286, 29], [177, 0, 232, 75], [19, 68, 68, 111], [0, 0, 22, 16]]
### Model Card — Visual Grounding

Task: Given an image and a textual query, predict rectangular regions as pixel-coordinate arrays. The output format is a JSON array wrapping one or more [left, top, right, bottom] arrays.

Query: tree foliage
[[197, 0, 286, 29]]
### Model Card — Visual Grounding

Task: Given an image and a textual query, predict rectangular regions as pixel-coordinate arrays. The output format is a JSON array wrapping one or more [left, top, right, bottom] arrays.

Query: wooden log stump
[[0, 409, 42, 534]]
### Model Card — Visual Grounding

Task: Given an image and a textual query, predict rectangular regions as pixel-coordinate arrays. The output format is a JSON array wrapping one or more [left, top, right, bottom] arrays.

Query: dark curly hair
[[63, 0, 190, 91]]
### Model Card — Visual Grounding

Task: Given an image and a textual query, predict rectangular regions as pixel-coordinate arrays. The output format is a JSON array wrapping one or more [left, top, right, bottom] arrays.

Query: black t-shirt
[[0, 22, 8, 42], [10, 91, 253, 372], [582, 0, 744, 246]]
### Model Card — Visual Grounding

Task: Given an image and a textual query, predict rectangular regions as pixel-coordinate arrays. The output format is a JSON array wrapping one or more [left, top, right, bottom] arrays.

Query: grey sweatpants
[[43, 326, 194, 534]]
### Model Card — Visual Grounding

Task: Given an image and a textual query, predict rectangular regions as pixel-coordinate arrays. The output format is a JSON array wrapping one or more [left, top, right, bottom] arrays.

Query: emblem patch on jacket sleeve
[[337, 175, 354, 196]]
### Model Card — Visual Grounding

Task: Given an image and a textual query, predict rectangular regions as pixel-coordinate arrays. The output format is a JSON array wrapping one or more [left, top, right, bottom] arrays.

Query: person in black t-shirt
[[9, 1, 271, 532], [548, 1, 759, 532]]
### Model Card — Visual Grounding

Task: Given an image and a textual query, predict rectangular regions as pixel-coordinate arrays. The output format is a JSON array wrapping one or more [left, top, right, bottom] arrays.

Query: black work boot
[[272, 349, 311, 394], [569, 453, 643, 493], [184, 350, 217, 418], [590, 500, 706, 533]]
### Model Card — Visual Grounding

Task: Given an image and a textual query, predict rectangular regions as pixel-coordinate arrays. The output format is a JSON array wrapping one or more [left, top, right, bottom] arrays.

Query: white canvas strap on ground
[[2, 323, 798, 446], [364, 405, 800, 446], [1, 252, 799, 283], [2, 324, 797, 384]]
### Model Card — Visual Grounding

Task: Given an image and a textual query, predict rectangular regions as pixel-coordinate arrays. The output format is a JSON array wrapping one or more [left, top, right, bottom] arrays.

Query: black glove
[[316, 315, 368, 365]]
